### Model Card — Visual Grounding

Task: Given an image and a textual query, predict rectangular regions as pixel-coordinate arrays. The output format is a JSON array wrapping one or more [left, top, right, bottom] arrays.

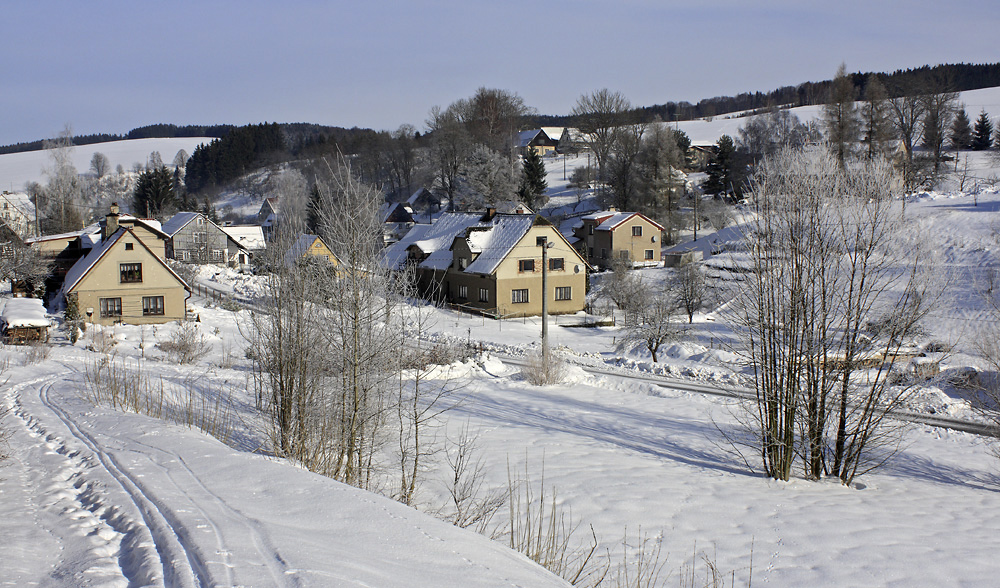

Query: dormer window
[[458, 257, 469, 270]]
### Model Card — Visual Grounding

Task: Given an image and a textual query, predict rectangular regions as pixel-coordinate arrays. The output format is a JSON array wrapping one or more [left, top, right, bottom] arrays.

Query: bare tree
[[860, 75, 895, 160], [572, 89, 632, 183], [921, 89, 959, 173], [172, 149, 190, 169], [889, 92, 927, 192], [823, 63, 861, 168], [40, 126, 86, 233], [90, 152, 110, 178], [727, 149, 934, 484], [456, 87, 535, 158], [674, 263, 706, 324], [427, 104, 472, 210], [619, 291, 681, 362]]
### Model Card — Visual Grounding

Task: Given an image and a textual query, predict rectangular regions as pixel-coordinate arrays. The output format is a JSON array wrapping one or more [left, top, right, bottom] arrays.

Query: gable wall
[[70, 234, 187, 325]]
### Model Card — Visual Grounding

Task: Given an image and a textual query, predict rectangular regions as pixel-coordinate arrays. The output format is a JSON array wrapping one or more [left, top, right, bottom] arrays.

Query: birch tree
[[728, 149, 934, 484]]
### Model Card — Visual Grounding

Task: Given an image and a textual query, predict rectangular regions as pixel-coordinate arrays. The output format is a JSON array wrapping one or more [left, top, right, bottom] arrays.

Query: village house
[[284, 234, 338, 268], [572, 209, 665, 270], [60, 204, 190, 326], [517, 129, 560, 157], [258, 197, 279, 240], [162, 211, 252, 270], [220, 225, 266, 256], [379, 202, 417, 246], [0, 191, 39, 239], [383, 210, 588, 318]]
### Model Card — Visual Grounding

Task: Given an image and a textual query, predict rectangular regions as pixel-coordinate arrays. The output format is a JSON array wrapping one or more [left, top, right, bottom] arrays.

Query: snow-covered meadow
[[5, 90, 1000, 586]]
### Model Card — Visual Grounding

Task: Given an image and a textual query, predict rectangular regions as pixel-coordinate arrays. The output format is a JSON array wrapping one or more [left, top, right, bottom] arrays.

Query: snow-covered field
[[0, 137, 212, 192]]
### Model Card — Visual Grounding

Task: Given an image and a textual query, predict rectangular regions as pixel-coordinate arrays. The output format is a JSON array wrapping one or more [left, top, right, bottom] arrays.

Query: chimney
[[608, 206, 617, 213], [104, 202, 120, 242], [484, 207, 497, 221]]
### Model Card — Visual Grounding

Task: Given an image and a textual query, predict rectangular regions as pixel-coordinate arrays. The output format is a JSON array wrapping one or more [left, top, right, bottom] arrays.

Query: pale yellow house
[[572, 209, 665, 270], [283, 234, 338, 267], [383, 211, 587, 318], [60, 205, 189, 326]]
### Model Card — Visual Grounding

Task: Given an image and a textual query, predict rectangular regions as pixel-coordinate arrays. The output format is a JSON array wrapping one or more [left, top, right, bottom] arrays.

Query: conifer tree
[[949, 107, 973, 149], [972, 109, 994, 150], [132, 165, 176, 218], [822, 63, 861, 168], [703, 135, 736, 196], [517, 148, 548, 209]]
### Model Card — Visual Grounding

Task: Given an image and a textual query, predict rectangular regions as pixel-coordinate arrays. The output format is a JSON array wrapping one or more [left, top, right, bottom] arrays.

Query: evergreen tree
[[703, 135, 736, 196], [972, 109, 994, 150], [949, 107, 973, 149], [132, 165, 176, 218], [516, 148, 548, 209], [307, 184, 322, 234]]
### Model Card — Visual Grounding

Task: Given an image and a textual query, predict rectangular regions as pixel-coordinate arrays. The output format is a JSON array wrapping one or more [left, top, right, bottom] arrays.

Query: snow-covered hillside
[[0, 138, 212, 192]]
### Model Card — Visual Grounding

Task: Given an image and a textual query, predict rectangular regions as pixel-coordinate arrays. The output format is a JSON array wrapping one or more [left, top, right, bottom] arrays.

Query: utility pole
[[537, 235, 551, 366]]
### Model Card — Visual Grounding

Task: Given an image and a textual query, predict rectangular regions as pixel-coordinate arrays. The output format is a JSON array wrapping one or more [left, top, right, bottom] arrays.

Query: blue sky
[[3, 0, 997, 145]]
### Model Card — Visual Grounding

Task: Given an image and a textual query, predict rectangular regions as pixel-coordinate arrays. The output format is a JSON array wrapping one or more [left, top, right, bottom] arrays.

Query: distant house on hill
[[379, 202, 417, 246], [162, 212, 252, 270], [406, 188, 442, 221], [0, 191, 39, 239], [572, 209, 664, 270], [382, 210, 588, 318], [60, 204, 190, 326], [258, 197, 279, 240], [517, 129, 559, 157]]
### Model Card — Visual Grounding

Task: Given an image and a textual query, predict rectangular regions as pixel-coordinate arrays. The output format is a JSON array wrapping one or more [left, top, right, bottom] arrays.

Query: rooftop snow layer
[[381, 212, 482, 271], [463, 214, 536, 275]]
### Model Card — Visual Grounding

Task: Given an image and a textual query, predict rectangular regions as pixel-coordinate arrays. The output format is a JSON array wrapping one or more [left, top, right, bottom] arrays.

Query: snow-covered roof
[[161, 212, 201, 236], [540, 127, 565, 142], [0, 191, 37, 218], [581, 210, 665, 232], [61, 227, 189, 295], [381, 213, 482, 271], [221, 225, 265, 250], [517, 129, 542, 148], [1, 297, 50, 328], [463, 214, 537, 275], [283, 234, 333, 267], [24, 224, 96, 245]]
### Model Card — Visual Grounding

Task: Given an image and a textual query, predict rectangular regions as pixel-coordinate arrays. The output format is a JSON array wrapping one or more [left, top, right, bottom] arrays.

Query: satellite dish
[[574, 264, 581, 273], [652, 235, 658, 242]]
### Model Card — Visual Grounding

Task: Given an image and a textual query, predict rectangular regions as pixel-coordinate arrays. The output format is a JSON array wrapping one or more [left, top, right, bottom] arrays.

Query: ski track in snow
[[5, 367, 297, 588]]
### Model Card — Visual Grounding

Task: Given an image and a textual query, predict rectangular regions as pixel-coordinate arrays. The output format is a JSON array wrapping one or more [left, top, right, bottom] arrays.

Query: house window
[[142, 296, 165, 316], [211, 249, 223, 261], [619, 250, 630, 260], [601, 248, 607, 259], [125, 242, 134, 251], [512, 288, 529, 304], [197, 217, 205, 225], [588, 225, 594, 235], [632, 225, 642, 237], [588, 247, 594, 258], [180, 250, 190, 261], [458, 257, 469, 270], [519, 259, 535, 273], [458, 285, 468, 299], [549, 258, 564, 271], [645, 249, 654, 260], [479, 288, 489, 302], [120, 263, 142, 283], [555, 286, 572, 301], [100, 297, 122, 318], [193, 232, 207, 243]]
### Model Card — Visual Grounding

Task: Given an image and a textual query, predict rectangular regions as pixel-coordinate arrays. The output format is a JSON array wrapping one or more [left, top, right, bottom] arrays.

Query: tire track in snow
[[36, 376, 212, 588], [6, 373, 161, 587]]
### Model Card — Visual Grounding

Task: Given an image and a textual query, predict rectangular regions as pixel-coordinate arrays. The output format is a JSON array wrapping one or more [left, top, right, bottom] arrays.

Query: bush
[[157, 321, 212, 364], [87, 329, 117, 354], [523, 351, 567, 386], [22, 342, 50, 365]]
